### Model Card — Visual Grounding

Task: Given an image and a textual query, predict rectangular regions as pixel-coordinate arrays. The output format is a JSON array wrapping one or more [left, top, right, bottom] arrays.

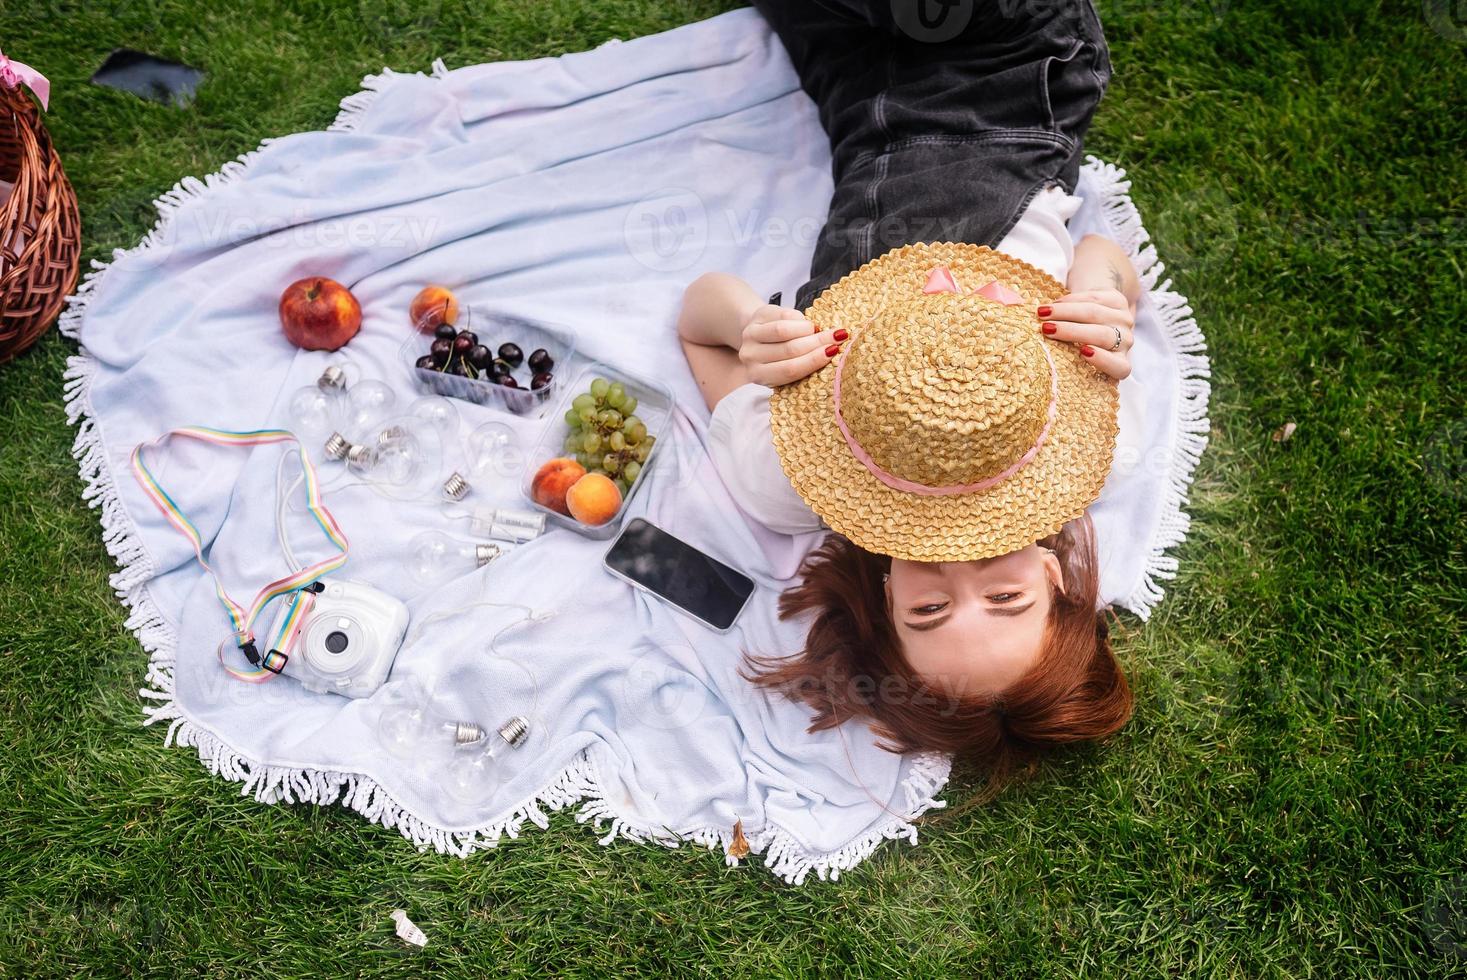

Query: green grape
[[606, 388, 627, 410], [602, 453, 621, 474], [577, 406, 596, 425], [613, 478, 629, 497], [565, 409, 583, 428], [623, 460, 641, 482], [572, 393, 596, 413], [620, 396, 638, 417], [575, 452, 594, 469], [625, 420, 647, 445], [633, 443, 651, 463], [590, 378, 611, 399], [608, 431, 626, 452], [562, 434, 581, 454], [608, 381, 626, 403], [642, 434, 657, 450], [598, 408, 623, 428], [581, 431, 603, 453]]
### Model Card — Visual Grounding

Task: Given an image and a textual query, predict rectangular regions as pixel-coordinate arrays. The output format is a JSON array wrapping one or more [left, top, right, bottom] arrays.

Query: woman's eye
[[912, 601, 948, 616], [987, 592, 1021, 604]]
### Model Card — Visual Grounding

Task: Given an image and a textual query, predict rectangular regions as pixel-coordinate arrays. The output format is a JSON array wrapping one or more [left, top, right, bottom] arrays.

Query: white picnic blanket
[[62, 8, 1209, 883]]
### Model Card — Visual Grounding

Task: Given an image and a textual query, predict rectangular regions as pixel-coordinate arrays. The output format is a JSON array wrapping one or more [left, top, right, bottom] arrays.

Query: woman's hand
[[739, 304, 848, 387], [1039, 288, 1135, 380]]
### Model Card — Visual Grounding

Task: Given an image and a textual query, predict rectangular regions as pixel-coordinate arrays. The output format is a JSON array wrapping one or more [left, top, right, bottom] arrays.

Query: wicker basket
[[0, 83, 80, 363]]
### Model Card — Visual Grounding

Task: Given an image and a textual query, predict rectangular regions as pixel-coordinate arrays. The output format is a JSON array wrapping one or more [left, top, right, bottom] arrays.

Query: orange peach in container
[[566, 472, 623, 527]]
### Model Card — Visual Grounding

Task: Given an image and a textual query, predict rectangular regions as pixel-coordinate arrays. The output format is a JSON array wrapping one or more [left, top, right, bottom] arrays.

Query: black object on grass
[[90, 50, 203, 107]]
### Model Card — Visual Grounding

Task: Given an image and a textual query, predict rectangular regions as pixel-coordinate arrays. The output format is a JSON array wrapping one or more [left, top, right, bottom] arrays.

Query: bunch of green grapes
[[561, 377, 656, 497]]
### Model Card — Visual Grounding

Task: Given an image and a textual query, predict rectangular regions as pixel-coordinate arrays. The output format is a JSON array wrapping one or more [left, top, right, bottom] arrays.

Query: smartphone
[[604, 518, 755, 633]]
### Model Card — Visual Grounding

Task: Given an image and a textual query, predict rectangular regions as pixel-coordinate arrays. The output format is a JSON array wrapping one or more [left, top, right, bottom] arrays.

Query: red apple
[[280, 277, 362, 351]]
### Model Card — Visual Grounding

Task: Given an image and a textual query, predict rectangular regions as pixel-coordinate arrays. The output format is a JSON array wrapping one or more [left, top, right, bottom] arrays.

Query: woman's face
[[886, 544, 1064, 698]]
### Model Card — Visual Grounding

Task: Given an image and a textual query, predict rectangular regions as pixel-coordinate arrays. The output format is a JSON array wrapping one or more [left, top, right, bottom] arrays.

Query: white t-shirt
[[707, 185, 1083, 534]]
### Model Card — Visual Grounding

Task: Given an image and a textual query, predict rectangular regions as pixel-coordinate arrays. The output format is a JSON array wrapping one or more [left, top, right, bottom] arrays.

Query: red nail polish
[[1041, 322, 1057, 335], [1037, 305, 1052, 318], [1080, 345, 1095, 357], [825, 344, 840, 357], [833, 328, 849, 342]]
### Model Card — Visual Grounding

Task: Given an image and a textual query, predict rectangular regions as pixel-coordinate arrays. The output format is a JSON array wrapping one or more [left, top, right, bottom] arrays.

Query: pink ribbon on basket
[[0, 51, 50, 110]]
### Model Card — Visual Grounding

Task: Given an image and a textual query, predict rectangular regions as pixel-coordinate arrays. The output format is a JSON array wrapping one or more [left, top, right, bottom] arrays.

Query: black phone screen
[[604, 518, 754, 631]]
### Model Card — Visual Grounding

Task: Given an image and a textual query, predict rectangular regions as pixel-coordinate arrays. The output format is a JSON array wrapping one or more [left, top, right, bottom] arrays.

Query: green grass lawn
[[2, 0, 1464, 974]]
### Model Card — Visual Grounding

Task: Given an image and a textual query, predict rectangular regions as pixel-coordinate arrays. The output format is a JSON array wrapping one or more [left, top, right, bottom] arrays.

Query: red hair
[[745, 516, 1132, 799]]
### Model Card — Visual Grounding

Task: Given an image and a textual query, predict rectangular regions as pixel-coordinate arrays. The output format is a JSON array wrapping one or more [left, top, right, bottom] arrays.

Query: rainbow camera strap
[[130, 426, 349, 682]]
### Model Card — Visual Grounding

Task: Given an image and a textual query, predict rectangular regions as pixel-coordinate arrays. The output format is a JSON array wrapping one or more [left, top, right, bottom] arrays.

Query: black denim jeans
[[751, 0, 1112, 309]]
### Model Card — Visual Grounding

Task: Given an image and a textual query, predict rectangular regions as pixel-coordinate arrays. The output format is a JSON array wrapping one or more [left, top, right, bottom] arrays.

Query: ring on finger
[[1109, 326, 1123, 352]]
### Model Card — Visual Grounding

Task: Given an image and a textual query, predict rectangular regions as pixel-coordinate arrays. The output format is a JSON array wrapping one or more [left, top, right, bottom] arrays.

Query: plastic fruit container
[[401, 308, 576, 419], [520, 360, 675, 539]]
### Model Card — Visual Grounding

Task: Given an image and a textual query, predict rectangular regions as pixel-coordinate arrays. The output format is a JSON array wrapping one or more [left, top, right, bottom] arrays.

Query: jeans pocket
[[1038, 35, 1108, 141]]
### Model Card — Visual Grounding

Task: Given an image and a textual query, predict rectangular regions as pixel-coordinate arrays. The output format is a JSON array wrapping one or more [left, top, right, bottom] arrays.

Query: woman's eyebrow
[[986, 600, 1038, 619], [903, 613, 952, 633]]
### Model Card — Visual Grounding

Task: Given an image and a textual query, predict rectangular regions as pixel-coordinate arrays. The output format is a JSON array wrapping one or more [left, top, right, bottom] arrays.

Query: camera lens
[[324, 630, 350, 653]]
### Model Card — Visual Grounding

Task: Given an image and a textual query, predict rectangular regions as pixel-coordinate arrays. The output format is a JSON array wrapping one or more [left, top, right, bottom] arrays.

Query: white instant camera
[[265, 578, 408, 698]]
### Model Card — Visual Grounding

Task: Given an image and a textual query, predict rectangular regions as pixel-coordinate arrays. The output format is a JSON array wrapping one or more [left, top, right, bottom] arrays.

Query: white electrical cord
[[275, 449, 305, 573], [405, 599, 546, 725]]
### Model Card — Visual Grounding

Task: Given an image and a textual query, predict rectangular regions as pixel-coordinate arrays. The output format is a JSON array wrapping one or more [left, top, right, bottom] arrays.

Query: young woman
[[675, 0, 1138, 794]]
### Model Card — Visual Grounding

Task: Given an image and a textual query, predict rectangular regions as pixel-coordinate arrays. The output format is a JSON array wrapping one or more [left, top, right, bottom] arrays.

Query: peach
[[410, 284, 458, 333], [279, 277, 361, 351], [531, 458, 586, 516], [566, 472, 623, 527]]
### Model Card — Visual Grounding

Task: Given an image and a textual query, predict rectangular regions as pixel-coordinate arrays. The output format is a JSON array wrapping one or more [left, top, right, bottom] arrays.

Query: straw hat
[[768, 242, 1119, 562]]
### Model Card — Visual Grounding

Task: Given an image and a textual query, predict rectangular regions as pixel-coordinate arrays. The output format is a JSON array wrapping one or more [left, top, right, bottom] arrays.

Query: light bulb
[[407, 397, 474, 501], [286, 384, 345, 444], [325, 415, 445, 500], [407, 396, 460, 445], [407, 530, 513, 587], [284, 358, 359, 444], [344, 380, 398, 437], [444, 716, 530, 804], [376, 679, 490, 761], [314, 356, 360, 392], [465, 421, 522, 479]]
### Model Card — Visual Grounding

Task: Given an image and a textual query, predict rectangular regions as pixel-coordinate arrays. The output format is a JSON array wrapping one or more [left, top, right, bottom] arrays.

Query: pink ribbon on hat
[[0, 51, 50, 110], [829, 265, 1058, 497], [922, 264, 1026, 305]]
